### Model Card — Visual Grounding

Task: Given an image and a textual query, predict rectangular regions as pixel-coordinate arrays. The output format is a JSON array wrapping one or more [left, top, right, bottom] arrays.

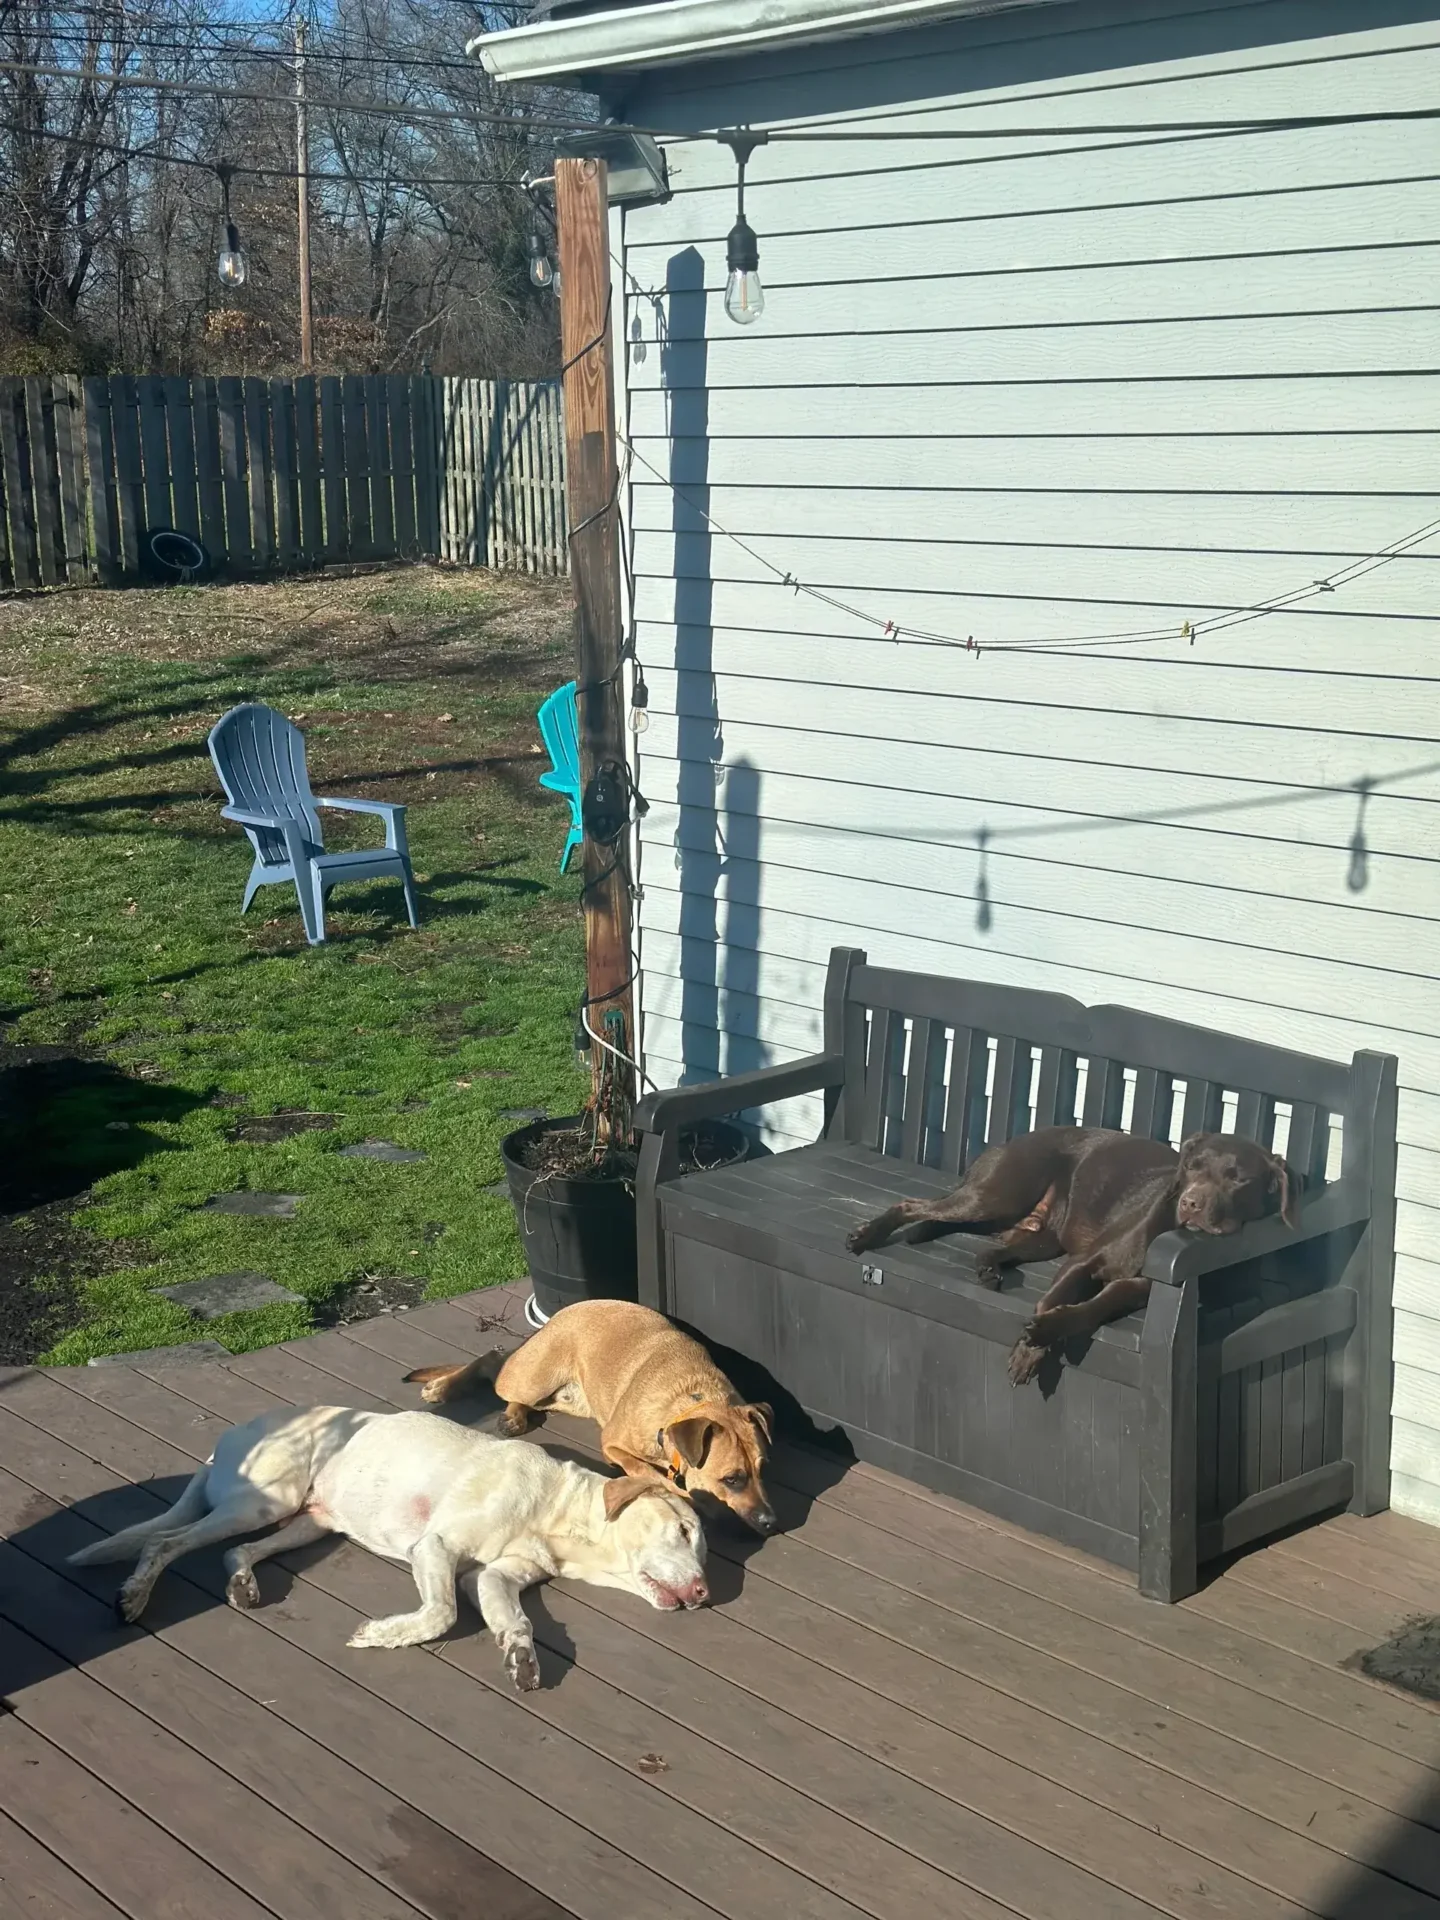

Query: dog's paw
[[496, 1406, 531, 1437], [115, 1578, 149, 1625], [418, 1378, 447, 1406], [504, 1642, 541, 1692], [225, 1567, 261, 1611], [1008, 1338, 1046, 1388], [845, 1224, 877, 1255], [347, 1617, 408, 1650], [975, 1262, 1003, 1291]]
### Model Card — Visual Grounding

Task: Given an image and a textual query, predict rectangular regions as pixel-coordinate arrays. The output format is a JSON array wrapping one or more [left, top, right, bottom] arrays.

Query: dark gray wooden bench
[[634, 948, 1397, 1600]]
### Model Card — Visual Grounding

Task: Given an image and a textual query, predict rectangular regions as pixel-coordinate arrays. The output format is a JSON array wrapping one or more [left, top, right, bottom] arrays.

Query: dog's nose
[[751, 1507, 780, 1535], [681, 1576, 709, 1607]]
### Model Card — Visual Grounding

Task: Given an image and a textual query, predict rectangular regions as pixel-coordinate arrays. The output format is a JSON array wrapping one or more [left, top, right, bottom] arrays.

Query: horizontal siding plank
[[632, 599, 1440, 701], [640, 124, 1438, 242], [630, 311, 1438, 387], [626, 180, 1440, 282], [1391, 1414, 1440, 1487], [639, 750, 1438, 913], [633, 891, 1440, 1139], [636, 432, 1440, 496], [630, 481, 1440, 557], [628, 378, 1440, 437], [639, 714, 1440, 865], [641, 798, 1436, 978], [633, 246, 1440, 343], [633, 598, 1440, 684], [637, 32, 1440, 214], [645, 883, 1440, 1052], [643, 667, 1440, 796]]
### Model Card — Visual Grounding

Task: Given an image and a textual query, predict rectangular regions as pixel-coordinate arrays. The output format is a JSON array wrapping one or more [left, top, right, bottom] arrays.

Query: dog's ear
[[1268, 1155, 1302, 1229], [603, 1476, 675, 1521], [1177, 1132, 1204, 1166], [742, 1402, 773, 1448], [664, 1413, 719, 1469]]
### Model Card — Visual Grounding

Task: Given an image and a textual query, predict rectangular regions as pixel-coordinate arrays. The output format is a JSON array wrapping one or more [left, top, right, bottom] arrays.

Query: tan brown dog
[[405, 1299, 779, 1534]]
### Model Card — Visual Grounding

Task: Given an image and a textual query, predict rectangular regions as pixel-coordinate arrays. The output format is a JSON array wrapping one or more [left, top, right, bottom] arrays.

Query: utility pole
[[554, 156, 634, 1119], [294, 16, 314, 371]]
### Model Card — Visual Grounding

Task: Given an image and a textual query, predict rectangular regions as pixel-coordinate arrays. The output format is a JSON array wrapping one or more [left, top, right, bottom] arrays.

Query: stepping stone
[[203, 1192, 302, 1218], [90, 1340, 230, 1368], [340, 1139, 428, 1163], [231, 1111, 335, 1144], [153, 1272, 305, 1320], [499, 1108, 547, 1123], [482, 1179, 510, 1196]]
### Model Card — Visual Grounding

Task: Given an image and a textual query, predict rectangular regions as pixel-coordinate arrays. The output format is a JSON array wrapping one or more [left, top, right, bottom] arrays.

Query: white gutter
[[468, 0, 1061, 83]]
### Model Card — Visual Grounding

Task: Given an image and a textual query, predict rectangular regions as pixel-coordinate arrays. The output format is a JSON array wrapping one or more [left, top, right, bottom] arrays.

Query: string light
[[214, 163, 248, 288], [718, 130, 767, 327]]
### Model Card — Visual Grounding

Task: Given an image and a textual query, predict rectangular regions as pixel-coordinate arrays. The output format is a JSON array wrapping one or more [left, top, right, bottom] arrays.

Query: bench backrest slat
[[828, 951, 1354, 1188]]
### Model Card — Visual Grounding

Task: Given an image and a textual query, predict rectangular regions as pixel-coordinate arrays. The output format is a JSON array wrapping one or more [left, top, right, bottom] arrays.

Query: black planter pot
[[500, 1115, 750, 1321]]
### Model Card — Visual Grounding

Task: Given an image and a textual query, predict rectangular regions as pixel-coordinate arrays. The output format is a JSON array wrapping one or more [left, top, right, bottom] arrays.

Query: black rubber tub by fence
[[502, 1115, 750, 1318]]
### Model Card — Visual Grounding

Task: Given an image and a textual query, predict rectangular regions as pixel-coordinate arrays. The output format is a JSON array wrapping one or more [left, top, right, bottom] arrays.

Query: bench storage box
[[634, 948, 1397, 1600]]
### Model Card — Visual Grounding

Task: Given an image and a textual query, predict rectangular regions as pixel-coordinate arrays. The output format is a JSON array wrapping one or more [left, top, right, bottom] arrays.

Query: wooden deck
[[5, 1283, 1440, 1920]]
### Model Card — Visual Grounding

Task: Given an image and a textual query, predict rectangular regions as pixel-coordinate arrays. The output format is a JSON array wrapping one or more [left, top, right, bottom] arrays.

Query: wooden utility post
[[294, 19, 314, 371], [554, 156, 634, 1114]]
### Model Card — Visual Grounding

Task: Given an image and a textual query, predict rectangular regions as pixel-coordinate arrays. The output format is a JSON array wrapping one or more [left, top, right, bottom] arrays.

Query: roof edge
[[468, 0, 1063, 84]]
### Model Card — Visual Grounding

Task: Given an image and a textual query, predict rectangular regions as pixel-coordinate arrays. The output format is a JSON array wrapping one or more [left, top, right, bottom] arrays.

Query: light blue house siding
[[610, 4, 1440, 1518]]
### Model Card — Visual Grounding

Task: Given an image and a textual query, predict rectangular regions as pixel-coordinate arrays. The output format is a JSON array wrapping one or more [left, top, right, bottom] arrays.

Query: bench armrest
[[315, 795, 408, 854], [1143, 1178, 1371, 1287], [633, 1051, 846, 1134]]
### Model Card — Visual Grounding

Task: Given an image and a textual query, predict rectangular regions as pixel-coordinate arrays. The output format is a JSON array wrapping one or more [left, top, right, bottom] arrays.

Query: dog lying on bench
[[846, 1126, 1299, 1385], [68, 1405, 707, 1689], [405, 1298, 779, 1535]]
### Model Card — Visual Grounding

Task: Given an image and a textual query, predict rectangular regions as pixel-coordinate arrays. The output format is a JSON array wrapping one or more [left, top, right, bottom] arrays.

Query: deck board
[[3, 1288, 1440, 1920]]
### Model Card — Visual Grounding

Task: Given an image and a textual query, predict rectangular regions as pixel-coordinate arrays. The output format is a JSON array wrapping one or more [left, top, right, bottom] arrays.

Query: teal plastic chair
[[537, 681, 582, 873], [208, 702, 418, 946]]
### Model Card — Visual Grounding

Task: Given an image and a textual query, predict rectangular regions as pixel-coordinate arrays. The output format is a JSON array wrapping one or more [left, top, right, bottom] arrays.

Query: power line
[[3, 57, 1439, 146], [0, 112, 529, 188], [0, 56, 601, 135], [32, 21, 508, 80]]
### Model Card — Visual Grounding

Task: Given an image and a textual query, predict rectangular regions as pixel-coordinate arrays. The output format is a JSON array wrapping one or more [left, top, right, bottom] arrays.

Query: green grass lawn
[[0, 564, 587, 1364]]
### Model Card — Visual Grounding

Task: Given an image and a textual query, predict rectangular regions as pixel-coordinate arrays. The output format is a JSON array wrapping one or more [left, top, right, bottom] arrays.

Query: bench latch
[[861, 1265, 884, 1288]]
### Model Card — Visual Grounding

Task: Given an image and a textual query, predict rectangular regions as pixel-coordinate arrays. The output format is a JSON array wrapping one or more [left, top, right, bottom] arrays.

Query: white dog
[[68, 1405, 708, 1690]]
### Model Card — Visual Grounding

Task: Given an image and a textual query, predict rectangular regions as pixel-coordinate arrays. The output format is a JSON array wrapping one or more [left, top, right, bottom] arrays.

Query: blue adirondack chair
[[537, 681, 583, 873], [208, 703, 419, 946]]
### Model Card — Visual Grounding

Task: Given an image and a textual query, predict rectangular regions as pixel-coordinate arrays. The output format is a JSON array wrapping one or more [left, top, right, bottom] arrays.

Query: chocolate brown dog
[[846, 1126, 1300, 1386], [405, 1299, 778, 1534]]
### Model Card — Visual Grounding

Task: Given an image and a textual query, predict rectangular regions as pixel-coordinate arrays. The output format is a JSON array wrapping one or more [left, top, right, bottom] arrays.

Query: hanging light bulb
[[527, 230, 554, 291], [718, 129, 768, 327], [724, 215, 764, 326], [215, 165, 248, 289], [218, 222, 248, 289]]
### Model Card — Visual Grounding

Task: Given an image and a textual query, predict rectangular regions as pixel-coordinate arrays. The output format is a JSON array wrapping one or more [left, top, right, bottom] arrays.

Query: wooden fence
[[0, 372, 568, 590]]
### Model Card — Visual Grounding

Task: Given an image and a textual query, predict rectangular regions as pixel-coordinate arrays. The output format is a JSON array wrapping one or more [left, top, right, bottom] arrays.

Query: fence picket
[[342, 376, 371, 555], [25, 379, 62, 585], [389, 375, 416, 558], [135, 376, 171, 543], [243, 378, 273, 570], [216, 377, 250, 570], [53, 377, 88, 581], [81, 378, 119, 582], [0, 382, 37, 587], [110, 376, 145, 574], [294, 375, 322, 559], [164, 377, 201, 545], [366, 378, 394, 558], [270, 379, 299, 566], [193, 379, 225, 562], [318, 376, 345, 559]]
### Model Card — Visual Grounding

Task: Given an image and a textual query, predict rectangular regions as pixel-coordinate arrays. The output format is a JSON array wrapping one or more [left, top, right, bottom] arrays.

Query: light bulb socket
[[726, 215, 759, 275], [224, 221, 242, 256]]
